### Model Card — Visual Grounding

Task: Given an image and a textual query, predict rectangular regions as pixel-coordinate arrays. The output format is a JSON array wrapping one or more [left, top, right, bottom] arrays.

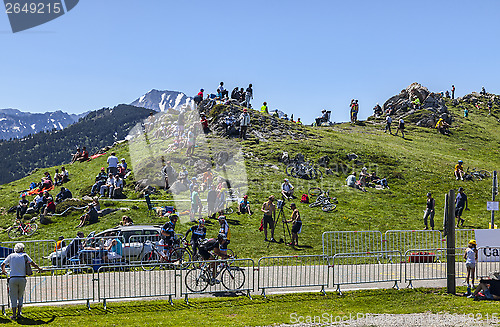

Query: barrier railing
[[322, 231, 383, 258], [126, 235, 161, 264], [97, 263, 177, 309], [0, 267, 95, 313], [476, 247, 500, 278], [455, 229, 475, 249], [331, 251, 402, 294], [404, 248, 470, 288], [384, 230, 443, 261], [257, 255, 328, 297], [0, 240, 56, 268], [181, 258, 254, 302]]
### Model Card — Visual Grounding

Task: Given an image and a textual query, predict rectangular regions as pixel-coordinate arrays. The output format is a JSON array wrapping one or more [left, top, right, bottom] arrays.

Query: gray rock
[[169, 180, 188, 194]]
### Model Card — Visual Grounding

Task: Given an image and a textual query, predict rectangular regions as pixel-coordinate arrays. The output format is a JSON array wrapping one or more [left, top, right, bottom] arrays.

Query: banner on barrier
[[475, 229, 500, 262]]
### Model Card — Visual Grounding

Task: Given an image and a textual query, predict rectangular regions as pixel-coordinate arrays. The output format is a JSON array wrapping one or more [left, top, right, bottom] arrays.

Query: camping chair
[[144, 193, 158, 217]]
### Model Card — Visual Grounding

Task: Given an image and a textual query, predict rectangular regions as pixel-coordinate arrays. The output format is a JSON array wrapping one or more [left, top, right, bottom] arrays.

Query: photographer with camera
[[261, 195, 276, 242]]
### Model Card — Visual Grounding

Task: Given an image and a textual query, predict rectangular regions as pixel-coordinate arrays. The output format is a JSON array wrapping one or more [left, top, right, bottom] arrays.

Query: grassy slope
[[0, 97, 498, 260]]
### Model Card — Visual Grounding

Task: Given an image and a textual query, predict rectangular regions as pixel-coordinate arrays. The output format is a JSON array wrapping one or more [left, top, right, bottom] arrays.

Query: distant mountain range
[[0, 105, 153, 185], [130, 89, 195, 112], [0, 109, 84, 141]]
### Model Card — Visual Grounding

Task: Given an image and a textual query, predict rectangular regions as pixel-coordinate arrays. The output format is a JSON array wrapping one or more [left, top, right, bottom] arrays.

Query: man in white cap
[[281, 178, 295, 199]]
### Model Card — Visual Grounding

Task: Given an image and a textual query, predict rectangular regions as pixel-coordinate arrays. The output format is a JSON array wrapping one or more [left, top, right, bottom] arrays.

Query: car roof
[[96, 225, 162, 235]]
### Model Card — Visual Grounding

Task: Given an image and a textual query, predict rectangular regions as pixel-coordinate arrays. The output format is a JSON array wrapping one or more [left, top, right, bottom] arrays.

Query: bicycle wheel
[[185, 268, 210, 292], [309, 187, 322, 197], [479, 170, 491, 178], [309, 201, 321, 208], [322, 203, 337, 212], [314, 168, 323, 179], [7, 226, 22, 239], [285, 164, 296, 177], [221, 266, 245, 290], [224, 207, 234, 214], [170, 247, 191, 269], [25, 223, 38, 236], [141, 251, 161, 271]]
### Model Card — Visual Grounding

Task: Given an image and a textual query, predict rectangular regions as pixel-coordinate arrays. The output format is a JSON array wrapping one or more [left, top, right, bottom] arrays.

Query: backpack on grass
[[300, 194, 309, 204]]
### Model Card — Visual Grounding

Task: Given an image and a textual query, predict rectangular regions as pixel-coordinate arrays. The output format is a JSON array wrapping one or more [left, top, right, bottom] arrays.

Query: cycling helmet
[[218, 215, 226, 221], [458, 160, 463, 163], [198, 218, 205, 225], [217, 233, 227, 241], [170, 214, 179, 221]]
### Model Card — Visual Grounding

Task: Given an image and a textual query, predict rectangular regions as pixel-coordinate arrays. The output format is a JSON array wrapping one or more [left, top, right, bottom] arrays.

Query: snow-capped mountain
[[130, 89, 195, 112], [0, 109, 82, 140]]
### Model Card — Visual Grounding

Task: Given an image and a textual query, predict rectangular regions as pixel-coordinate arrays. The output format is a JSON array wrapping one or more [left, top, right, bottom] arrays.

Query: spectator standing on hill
[[161, 161, 176, 190], [285, 203, 301, 246], [350, 100, 359, 123], [455, 187, 469, 228], [488, 100, 493, 115], [464, 107, 469, 118], [423, 192, 435, 230], [451, 85, 455, 99], [207, 185, 217, 219], [239, 108, 251, 139], [190, 185, 202, 222], [200, 114, 210, 134], [261, 102, 269, 114], [261, 196, 276, 242], [384, 115, 392, 134], [395, 118, 405, 138], [245, 84, 253, 108], [16, 194, 28, 220], [239, 88, 246, 103], [107, 152, 119, 175]]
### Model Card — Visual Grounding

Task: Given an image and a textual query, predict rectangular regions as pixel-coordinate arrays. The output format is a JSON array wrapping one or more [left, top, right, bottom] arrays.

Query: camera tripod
[[268, 199, 291, 247]]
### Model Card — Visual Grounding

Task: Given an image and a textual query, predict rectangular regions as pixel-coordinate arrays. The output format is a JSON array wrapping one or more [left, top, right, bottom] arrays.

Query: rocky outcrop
[[382, 83, 451, 127]]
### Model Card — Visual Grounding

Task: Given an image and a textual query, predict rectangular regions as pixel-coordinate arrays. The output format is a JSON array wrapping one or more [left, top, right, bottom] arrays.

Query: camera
[[277, 200, 285, 209]]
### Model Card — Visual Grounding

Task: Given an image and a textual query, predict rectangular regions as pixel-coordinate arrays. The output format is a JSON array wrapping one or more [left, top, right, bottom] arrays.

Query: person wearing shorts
[[198, 234, 229, 284], [464, 239, 478, 294], [285, 203, 302, 246], [455, 187, 469, 227], [261, 196, 276, 242]]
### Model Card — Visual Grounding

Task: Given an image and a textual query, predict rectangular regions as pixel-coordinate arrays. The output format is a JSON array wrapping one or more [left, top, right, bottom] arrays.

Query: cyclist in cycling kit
[[160, 214, 178, 255], [185, 218, 206, 256], [198, 233, 230, 283], [218, 215, 231, 254], [455, 160, 465, 181]]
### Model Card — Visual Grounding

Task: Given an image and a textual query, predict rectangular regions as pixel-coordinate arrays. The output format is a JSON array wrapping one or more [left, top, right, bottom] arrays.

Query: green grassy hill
[[0, 96, 498, 260]]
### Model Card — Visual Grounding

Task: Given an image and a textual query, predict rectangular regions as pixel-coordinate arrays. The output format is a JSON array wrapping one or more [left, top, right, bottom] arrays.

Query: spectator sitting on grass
[[112, 174, 124, 199], [76, 146, 89, 162], [16, 194, 28, 220], [281, 179, 295, 199], [100, 173, 115, 198], [91, 168, 107, 196], [346, 172, 366, 192], [238, 195, 252, 215], [369, 172, 389, 189], [77, 203, 99, 228], [70, 148, 81, 164], [469, 276, 500, 300], [55, 187, 72, 204], [39, 171, 53, 191], [118, 215, 134, 227], [41, 191, 56, 217]]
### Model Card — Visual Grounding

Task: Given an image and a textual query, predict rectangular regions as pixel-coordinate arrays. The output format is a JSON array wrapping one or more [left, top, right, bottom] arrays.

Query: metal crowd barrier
[[181, 258, 254, 302], [404, 248, 470, 288], [97, 263, 177, 309], [0, 240, 56, 268], [257, 255, 328, 297], [322, 231, 383, 258], [125, 235, 161, 264], [331, 251, 402, 294], [476, 247, 500, 278], [0, 267, 94, 313], [384, 230, 443, 261], [455, 229, 475, 249]]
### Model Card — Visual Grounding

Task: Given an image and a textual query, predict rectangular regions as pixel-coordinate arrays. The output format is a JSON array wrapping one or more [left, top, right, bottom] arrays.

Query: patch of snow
[[139, 95, 146, 103], [0, 118, 6, 121], [13, 126, 20, 131], [31, 124, 36, 129], [50, 119, 55, 122], [58, 122, 63, 129]]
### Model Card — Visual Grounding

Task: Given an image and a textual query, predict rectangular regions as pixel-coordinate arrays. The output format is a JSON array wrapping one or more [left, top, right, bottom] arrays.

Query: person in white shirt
[[281, 179, 295, 199], [384, 115, 392, 134], [100, 174, 115, 198], [239, 109, 251, 139], [1, 243, 43, 319], [112, 175, 124, 198], [107, 152, 119, 175]]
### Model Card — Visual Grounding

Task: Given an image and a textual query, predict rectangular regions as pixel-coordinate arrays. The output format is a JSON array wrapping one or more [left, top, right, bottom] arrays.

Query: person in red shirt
[[200, 114, 210, 134], [76, 146, 89, 162]]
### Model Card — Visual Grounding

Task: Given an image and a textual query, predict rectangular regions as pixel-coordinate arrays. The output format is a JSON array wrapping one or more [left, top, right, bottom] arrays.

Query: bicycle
[[286, 161, 322, 180], [464, 167, 491, 181], [7, 218, 38, 239], [140, 240, 191, 271], [308, 189, 337, 212], [184, 257, 245, 292]]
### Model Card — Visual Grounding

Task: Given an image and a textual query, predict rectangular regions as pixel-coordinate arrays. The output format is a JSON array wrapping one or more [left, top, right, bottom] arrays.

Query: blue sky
[[1, 0, 499, 124]]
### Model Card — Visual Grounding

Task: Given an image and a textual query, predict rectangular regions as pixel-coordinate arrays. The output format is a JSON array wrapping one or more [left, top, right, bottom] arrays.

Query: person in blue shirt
[[455, 187, 469, 228], [185, 218, 207, 256], [238, 195, 252, 215]]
